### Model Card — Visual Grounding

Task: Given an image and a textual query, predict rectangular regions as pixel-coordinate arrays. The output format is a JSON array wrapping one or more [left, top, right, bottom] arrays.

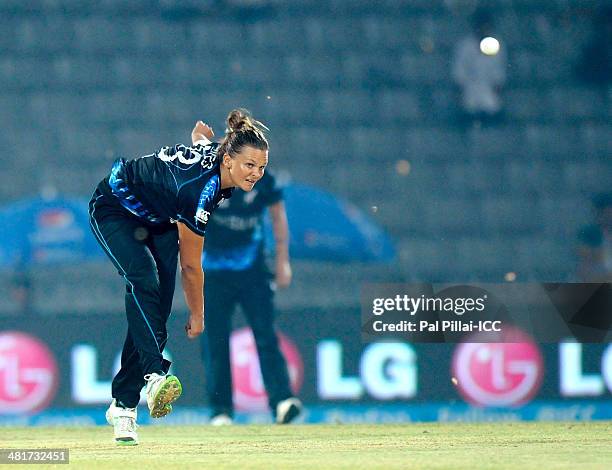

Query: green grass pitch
[[0, 422, 610, 469]]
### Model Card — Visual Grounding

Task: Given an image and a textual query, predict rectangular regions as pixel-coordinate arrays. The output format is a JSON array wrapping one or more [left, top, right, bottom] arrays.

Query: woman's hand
[[275, 259, 292, 289], [185, 313, 204, 339], [191, 121, 215, 144]]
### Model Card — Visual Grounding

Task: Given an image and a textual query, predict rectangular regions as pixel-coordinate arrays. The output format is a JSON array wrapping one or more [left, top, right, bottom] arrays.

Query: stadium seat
[[259, 90, 316, 125], [524, 125, 582, 160], [312, 91, 376, 125], [563, 161, 612, 193], [72, 17, 130, 53], [481, 197, 540, 235], [113, 129, 169, 158], [538, 197, 591, 238], [503, 160, 564, 195], [467, 127, 526, 160], [49, 56, 118, 89], [505, 88, 547, 122], [347, 127, 406, 161], [422, 198, 483, 235], [549, 87, 605, 121], [0, 56, 51, 90], [580, 124, 612, 158], [190, 21, 248, 54], [131, 19, 188, 54], [515, 237, 575, 281], [397, 237, 455, 280], [0, 93, 28, 128], [404, 128, 468, 161], [444, 161, 506, 196], [248, 19, 306, 52], [360, 16, 418, 50], [80, 92, 143, 126], [375, 90, 421, 123], [400, 53, 448, 84], [224, 55, 287, 88], [284, 54, 343, 87], [420, 87, 460, 124]]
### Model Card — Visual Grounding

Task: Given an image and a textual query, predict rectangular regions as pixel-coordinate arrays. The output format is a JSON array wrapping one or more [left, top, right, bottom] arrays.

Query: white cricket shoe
[[106, 400, 138, 446], [210, 414, 233, 426], [106, 398, 138, 425], [144, 373, 182, 418], [276, 397, 302, 424]]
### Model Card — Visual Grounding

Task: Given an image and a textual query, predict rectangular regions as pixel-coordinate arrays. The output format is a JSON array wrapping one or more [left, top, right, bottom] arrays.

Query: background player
[[198, 123, 302, 425]]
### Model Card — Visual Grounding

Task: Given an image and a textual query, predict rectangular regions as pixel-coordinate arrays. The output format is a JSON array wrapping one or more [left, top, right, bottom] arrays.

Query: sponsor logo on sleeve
[[195, 208, 210, 224]]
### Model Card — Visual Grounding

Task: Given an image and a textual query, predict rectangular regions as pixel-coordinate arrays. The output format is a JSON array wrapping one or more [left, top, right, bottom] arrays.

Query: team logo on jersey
[[195, 208, 210, 224], [157, 143, 217, 168]]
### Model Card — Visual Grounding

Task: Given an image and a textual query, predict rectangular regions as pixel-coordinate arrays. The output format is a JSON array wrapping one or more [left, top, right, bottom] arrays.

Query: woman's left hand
[[191, 120, 215, 144], [275, 260, 292, 289]]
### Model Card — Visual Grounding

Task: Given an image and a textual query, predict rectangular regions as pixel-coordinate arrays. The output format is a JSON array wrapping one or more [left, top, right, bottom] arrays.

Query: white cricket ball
[[480, 36, 500, 56]]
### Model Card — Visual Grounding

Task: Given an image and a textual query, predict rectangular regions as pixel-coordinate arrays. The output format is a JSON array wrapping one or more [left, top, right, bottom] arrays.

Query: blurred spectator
[[452, 8, 507, 125], [576, 5, 612, 87], [577, 192, 612, 282]]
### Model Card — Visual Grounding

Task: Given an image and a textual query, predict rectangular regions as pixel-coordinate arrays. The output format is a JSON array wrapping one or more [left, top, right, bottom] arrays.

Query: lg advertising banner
[[0, 307, 611, 419]]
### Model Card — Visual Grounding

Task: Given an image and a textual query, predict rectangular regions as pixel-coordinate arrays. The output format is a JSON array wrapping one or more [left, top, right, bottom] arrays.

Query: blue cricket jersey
[[100, 140, 232, 236], [203, 171, 282, 271]]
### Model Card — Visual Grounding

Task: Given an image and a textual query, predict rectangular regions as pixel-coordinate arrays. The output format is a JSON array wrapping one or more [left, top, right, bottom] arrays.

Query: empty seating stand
[[0, 0, 609, 313]]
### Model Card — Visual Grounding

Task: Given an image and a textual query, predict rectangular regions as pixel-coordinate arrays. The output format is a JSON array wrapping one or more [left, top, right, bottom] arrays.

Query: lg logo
[[230, 328, 303, 411], [317, 341, 417, 400], [452, 327, 543, 407], [0, 332, 58, 414]]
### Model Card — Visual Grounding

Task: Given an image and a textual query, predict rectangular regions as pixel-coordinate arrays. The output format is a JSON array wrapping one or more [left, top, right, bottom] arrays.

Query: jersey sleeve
[[259, 171, 284, 207], [177, 173, 220, 237]]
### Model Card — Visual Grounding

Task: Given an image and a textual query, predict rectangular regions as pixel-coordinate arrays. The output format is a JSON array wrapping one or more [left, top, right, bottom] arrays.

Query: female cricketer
[[88, 109, 270, 445], [199, 165, 302, 426]]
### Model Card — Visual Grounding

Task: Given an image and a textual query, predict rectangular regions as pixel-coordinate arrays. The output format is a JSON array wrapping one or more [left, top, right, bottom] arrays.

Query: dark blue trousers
[[89, 184, 176, 408], [201, 267, 292, 417]]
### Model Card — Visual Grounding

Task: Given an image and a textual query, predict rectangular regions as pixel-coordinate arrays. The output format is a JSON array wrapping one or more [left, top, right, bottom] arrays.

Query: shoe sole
[[115, 438, 138, 446], [150, 376, 182, 418], [277, 403, 301, 424]]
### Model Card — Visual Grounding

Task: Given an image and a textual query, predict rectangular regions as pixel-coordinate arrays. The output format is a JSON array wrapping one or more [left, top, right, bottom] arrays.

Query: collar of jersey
[[213, 162, 234, 200]]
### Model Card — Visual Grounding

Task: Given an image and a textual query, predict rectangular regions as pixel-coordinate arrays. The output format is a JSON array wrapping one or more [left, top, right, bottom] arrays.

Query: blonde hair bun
[[217, 108, 270, 160], [226, 108, 269, 134]]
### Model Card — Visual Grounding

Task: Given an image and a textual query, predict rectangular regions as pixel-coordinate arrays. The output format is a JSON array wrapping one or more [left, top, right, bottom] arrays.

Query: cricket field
[[0, 422, 610, 469]]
